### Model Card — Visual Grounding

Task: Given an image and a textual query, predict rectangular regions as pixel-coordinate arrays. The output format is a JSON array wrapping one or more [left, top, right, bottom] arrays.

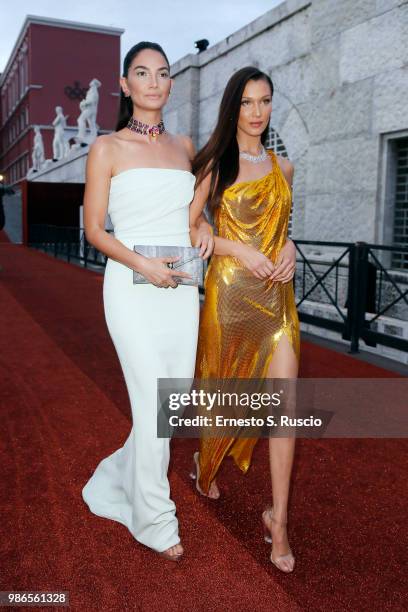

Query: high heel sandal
[[189, 451, 220, 499], [262, 507, 295, 573]]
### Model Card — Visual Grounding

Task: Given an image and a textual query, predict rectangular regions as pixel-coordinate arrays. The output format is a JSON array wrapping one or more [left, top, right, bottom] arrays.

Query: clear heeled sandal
[[189, 451, 220, 499], [262, 507, 295, 573]]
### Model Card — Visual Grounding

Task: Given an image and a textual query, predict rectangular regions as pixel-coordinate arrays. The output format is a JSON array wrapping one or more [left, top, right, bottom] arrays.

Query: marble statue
[[52, 106, 68, 161], [32, 126, 45, 171], [75, 78, 102, 145]]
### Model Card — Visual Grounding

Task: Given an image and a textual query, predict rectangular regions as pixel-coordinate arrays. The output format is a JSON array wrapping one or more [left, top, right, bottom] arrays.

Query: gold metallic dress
[[195, 150, 300, 494]]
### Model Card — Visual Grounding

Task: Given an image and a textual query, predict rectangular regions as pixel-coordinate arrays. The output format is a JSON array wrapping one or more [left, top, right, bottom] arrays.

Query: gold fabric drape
[[195, 150, 300, 494]]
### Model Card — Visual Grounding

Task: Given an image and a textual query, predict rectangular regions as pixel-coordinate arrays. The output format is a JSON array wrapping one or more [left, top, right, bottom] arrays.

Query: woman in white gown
[[81, 42, 213, 561]]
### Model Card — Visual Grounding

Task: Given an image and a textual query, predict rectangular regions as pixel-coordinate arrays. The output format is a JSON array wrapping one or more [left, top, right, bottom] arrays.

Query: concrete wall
[[28, 146, 88, 183], [164, 0, 408, 243]]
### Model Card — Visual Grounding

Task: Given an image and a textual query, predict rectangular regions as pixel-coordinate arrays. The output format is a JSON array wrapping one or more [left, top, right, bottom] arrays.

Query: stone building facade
[[3, 1, 406, 362], [164, 0, 408, 253], [164, 0, 408, 364]]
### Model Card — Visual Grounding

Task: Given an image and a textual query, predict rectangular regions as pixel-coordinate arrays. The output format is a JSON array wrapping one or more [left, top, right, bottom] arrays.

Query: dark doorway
[[23, 180, 85, 244]]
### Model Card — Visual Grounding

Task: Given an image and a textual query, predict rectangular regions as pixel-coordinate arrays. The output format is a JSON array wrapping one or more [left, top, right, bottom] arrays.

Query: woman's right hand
[[233, 243, 275, 280], [136, 256, 192, 288]]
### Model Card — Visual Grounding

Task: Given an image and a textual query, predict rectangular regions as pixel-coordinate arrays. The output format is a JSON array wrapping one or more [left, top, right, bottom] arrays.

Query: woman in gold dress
[[189, 67, 300, 572]]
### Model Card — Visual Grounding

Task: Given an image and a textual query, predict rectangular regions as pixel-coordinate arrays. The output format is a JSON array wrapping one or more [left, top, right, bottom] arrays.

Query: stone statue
[[52, 106, 68, 161], [75, 78, 102, 145], [32, 126, 45, 171]]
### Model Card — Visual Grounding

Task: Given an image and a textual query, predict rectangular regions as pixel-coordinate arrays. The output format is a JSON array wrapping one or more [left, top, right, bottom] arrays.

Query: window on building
[[265, 126, 292, 236], [19, 63, 24, 98], [265, 127, 288, 158], [12, 73, 16, 107], [391, 137, 408, 269]]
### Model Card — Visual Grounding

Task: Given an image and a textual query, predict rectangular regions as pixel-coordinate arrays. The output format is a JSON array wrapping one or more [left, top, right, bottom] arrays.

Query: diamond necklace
[[126, 116, 165, 138], [239, 145, 268, 163]]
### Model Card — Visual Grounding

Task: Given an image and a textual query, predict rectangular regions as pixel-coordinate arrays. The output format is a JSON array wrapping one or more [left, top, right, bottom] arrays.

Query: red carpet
[[0, 244, 406, 611]]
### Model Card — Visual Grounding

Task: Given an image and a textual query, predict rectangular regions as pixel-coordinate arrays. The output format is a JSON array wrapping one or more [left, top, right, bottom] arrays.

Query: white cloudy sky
[[0, 0, 284, 70]]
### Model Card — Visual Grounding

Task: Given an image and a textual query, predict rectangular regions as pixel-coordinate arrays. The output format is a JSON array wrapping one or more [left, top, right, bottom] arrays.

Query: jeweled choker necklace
[[126, 117, 166, 138]]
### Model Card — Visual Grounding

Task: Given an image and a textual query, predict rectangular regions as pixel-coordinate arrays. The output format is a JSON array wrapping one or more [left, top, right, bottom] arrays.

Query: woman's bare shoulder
[[86, 135, 119, 179], [275, 154, 294, 173], [170, 133, 195, 160], [275, 154, 294, 186], [88, 133, 128, 170], [89, 132, 121, 154]]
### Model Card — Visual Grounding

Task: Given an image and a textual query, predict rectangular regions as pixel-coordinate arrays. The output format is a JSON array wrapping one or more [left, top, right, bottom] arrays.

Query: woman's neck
[[131, 109, 162, 126], [236, 131, 263, 156]]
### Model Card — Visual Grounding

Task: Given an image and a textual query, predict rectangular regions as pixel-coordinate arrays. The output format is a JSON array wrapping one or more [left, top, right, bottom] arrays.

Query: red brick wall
[[1, 21, 122, 185]]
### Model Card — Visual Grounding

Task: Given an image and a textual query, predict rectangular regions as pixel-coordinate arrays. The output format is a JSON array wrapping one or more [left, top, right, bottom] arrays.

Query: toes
[[282, 558, 295, 572], [209, 481, 220, 499], [271, 556, 293, 572], [169, 544, 183, 557]]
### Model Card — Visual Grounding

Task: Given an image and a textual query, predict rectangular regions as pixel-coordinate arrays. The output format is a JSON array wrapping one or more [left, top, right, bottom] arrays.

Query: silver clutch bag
[[133, 245, 204, 287]]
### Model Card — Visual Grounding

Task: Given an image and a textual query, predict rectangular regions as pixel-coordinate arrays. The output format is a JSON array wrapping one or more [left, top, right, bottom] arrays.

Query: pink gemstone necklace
[[126, 116, 165, 138]]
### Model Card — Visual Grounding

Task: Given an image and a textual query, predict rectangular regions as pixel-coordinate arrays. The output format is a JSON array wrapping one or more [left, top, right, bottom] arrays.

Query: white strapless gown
[[82, 168, 199, 552]]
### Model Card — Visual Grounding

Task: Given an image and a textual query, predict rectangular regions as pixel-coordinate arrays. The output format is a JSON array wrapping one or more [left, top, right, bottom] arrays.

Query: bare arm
[[189, 170, 233, 256], [270, 157, 296, 282], [179, 135, 215, 259], [189, 169, 275, 279], [83, 136, 144, 270]]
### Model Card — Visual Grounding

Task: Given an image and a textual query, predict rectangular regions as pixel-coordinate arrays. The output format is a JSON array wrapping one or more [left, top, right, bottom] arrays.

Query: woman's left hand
[[194, 220, 215, 260], [269, 239, 297, 282]]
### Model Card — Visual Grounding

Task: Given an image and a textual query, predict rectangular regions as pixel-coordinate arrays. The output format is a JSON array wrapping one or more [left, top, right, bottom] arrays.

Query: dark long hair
[[192, 66, 274, 212], [115, 41, 170, 131]]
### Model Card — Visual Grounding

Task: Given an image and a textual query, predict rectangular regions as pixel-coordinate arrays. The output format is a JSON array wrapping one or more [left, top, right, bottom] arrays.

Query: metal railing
[[29, 225, 408, 354], [294, 240, 408, 353], [29, 223, 111, 268]]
